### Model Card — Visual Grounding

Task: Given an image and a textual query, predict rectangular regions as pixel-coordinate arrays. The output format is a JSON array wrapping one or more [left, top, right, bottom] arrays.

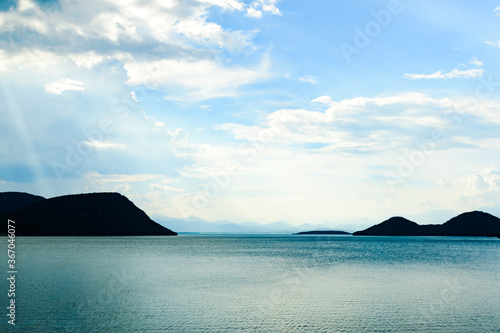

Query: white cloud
[[495, 6, 500, 16], [124, 58, 271, 100], [0, 0, 276, 52], [217, 93, 500, 154], [85, 172, 164, 183], [0, 0, 278, 100], [404, 69, 483, 80], [200, 0, 245, 11], [404, 71, 445, 79], [245, 0, 281, 18], [44, 79, 85, 94], [459, 167, 500, 208], [485, 40, 500, 48], [0, 50, 66, 75], [465, 173, 490, 196], [69, 52, 104, 69], [246, 7, 263, 18], [84, 140, 126, 149], [174, 17, 255, 50], [114, 183, 130, 193], [299, 75, 318, 84], [468, 57, 482, 67], [312, 96, 335, 106], [446, 68, 483, 78], [4, 0, 247, 47]]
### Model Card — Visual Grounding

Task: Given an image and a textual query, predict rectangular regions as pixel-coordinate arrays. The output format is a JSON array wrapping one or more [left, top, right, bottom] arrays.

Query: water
[[2, 235, 499, 332]]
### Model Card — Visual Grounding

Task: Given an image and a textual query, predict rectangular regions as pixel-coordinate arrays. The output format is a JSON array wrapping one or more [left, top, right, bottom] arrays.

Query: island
[[0, 192, 177, 236], [294, 230, 351, 235], [353, 211, 500, 237]]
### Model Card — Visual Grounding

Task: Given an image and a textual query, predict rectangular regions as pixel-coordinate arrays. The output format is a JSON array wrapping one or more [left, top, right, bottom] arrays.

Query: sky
[[1, 0, 500, 227]]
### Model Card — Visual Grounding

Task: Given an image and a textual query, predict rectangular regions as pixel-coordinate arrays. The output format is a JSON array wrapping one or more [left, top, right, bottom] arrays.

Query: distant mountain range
[[353, 211, 500, 237], [153, 215, 335, 234], [0, 192, 176, 236]]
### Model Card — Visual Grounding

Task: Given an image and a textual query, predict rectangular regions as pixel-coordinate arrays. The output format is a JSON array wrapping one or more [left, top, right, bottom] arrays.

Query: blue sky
[[1, 0, 500, 226]]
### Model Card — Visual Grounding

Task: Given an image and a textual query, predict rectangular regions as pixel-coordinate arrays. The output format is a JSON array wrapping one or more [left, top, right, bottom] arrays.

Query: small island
[[294, 230, 351, 235]]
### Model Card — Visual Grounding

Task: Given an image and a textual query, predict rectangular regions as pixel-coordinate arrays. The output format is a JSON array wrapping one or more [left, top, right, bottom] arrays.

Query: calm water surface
[[2, 235, 499, 332]]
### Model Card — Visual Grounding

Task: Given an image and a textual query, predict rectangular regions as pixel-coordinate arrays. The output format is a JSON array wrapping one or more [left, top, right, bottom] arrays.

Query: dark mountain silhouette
[[353, 217, 421, 236], [294, 230, 351, 235], [353, 211, 500, 237], [439, 211, 500, 236], [0, 192, 45, 216], [1, 192, 176, 236]]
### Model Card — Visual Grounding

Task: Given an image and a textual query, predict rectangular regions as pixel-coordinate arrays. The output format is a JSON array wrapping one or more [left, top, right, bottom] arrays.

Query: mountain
[[1, 192, 176, 236], [153, 215, 336, 233], [0, 192, 45, 216], [353, 211, 500, 237], [353, 217, 428, 236], [439, 211, 500, 236]]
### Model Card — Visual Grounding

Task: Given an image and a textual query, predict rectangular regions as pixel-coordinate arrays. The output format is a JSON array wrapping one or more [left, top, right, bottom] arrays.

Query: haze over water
[[5, 235, 499, 332]]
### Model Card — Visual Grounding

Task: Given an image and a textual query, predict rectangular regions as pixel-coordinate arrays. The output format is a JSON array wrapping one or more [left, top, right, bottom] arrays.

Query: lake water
[[2, 235, 499, 332]]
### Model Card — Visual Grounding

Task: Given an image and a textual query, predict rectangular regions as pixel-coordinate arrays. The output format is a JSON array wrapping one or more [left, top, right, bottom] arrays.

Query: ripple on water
[[3, 235, 499, 332]]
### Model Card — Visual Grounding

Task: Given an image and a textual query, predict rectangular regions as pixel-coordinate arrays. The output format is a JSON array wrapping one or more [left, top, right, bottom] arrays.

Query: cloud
[[404, 71, 446, 80], [495, 6, 500, 16], [69, 51, 105, 69], [459, 167, 500, 208], [246, 0, 281, 18], [465, 167, 500, 193], [44, 79, 85, 94], [445, 68, 484, 78], [468, 57, 482, 67], [124, 57, 271, 100], [246, 7, 263, 18], [85, 172, 164, 183], [404, 69, 483, 80], [0, 0, 278, 54], [312, 96, 335, 106], [0, 0, 251, 51], [217, 93, 500, 154], [299, 75, 318, 84], [84, 140, 126, 149], [113, 183, 130, 193], [485, 40, 500, 48], [0, 0, 279, 101]]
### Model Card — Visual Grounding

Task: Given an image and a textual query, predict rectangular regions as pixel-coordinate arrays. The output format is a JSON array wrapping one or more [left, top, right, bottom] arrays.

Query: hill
[[0, 192, 46, 216], [440, 211, 500, 236], [353, 211, 500, 237], [1, 192, 176, 236]]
